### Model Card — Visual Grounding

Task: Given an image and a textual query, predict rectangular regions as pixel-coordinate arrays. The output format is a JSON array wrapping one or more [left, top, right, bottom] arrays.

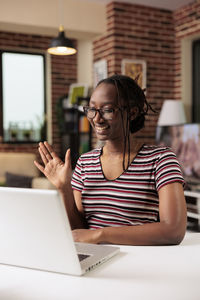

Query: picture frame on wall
[[93, 59, 108, 88], [121, 59, 146, 90], [63, 83, 89, 108], [68, 83, 89, 105]]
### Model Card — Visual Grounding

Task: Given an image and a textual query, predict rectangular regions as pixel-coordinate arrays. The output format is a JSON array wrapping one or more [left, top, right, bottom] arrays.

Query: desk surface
[[1, 232, 200, 300]]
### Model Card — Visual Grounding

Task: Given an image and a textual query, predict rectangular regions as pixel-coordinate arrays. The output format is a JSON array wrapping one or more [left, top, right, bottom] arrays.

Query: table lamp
[[157, 99, 186, 126]]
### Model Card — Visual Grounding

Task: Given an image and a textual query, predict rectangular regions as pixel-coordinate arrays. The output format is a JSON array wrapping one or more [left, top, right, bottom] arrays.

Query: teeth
[[96, 126, 107, 130], [96, 126, 108, 132]]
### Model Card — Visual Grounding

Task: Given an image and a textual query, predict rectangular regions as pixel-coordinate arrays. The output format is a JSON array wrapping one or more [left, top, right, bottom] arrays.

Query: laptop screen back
[[0, 187, 82, 275]]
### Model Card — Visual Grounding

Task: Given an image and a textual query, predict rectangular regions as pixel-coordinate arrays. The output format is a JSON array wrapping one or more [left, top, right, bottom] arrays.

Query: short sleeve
[[71, 157, 84, 192], [155, 148, 185, 191]]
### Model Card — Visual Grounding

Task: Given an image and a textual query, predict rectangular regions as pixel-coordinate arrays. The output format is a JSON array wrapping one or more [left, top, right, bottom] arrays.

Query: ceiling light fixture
[[47, 25, 77, 55], [47, 0, 77, 56]]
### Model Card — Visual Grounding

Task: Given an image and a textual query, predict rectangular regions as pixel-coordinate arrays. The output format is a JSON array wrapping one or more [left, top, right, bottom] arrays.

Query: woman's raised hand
[[34, 141, 72, 191]]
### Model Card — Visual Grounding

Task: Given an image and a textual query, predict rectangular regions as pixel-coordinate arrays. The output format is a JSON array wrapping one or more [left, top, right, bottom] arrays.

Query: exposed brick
[[93, 2, 176, 143]]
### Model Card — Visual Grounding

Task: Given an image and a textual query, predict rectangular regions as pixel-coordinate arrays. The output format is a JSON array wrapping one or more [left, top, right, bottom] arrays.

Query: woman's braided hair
[[97, 74, 155, 170]]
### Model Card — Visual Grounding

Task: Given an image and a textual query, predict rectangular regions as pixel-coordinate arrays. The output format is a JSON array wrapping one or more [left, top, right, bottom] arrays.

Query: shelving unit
[[184, 190, 200, 231], [60, 98, 91, 169]]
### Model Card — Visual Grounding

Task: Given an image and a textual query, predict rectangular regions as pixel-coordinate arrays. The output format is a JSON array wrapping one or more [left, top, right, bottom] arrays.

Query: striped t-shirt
[[71, 145, 184, 229]]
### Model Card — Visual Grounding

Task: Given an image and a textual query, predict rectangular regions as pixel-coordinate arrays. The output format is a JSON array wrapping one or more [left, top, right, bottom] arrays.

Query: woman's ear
[[130, 107, 139, 120]]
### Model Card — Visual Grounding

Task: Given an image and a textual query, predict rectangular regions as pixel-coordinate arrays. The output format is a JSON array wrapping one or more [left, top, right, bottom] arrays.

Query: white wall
[[77, 40, 93, 85], [0, 0, 106, 39]]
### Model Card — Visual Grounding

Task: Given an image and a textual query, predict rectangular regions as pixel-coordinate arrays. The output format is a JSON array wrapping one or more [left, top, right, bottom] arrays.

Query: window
[[0, 50, 46, 143], [192, 39, 200, 122]]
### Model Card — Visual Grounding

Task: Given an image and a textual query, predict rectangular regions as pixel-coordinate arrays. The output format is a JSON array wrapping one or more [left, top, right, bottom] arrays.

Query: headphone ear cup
[[129, 114, 145, 133]]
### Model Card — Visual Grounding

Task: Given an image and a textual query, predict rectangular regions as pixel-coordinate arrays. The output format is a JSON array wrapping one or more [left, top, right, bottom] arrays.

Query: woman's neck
[[102, 139, 143, 157]]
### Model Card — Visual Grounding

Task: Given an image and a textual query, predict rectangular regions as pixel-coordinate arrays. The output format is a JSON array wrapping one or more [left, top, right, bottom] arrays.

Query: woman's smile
[[95, 124, 110, 135]]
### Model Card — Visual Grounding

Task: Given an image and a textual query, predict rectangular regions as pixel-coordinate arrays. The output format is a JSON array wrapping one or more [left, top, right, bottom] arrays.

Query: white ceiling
[[83, 0, 193, 11]]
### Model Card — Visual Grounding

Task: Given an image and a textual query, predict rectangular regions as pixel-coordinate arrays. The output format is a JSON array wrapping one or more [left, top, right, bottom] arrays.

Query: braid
[[112, 79, 130, 170]]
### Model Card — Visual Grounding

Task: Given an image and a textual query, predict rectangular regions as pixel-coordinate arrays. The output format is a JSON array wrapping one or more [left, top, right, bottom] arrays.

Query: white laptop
[[0, 187, 119, 276]]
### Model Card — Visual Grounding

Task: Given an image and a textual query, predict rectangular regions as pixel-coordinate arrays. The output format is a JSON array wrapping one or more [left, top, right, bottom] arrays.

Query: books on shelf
[[79, 115, 90, 133]]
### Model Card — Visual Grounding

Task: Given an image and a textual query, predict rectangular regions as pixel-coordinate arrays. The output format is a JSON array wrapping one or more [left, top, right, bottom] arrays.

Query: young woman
[[34, 75, 187, 246]]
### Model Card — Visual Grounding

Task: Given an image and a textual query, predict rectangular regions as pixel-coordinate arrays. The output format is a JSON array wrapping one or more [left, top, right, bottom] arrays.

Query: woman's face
[[88, 83, 125, 142]]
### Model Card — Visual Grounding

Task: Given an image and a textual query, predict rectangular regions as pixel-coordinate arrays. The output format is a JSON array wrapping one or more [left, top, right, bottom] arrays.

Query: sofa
[[0, 152, 55, 189]]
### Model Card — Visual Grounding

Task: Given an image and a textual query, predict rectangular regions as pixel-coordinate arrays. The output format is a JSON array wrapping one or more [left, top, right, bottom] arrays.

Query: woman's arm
[[59, 185, 88, 230], [34, 141, 87, 229], [72, 182, 187, 245]]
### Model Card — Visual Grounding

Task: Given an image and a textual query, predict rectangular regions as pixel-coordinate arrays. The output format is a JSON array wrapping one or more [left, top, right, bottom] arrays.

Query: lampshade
[[157, 100, 186, 126], [47, 25, 77, 56]]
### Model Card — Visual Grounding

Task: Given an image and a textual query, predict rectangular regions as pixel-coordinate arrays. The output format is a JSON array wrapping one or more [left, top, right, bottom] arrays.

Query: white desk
[[1, 232, 200, 300]]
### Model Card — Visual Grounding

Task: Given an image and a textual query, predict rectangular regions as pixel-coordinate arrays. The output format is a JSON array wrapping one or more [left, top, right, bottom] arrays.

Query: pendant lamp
[[47, 25, 77, 55]]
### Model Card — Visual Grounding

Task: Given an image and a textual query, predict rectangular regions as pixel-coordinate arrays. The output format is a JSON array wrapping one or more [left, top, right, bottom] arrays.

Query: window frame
[[0, 49, 47, 144], [192, 39, 200, 123]]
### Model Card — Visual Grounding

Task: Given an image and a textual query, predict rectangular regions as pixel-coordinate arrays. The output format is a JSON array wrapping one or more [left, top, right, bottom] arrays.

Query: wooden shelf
[[61, 101, 91, 169]]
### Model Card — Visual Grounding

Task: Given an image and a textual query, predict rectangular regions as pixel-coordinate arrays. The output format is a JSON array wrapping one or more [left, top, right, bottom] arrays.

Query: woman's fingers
[[38, 145, 49, 165], [65, 148, 71, 163], [37, 141, 64, 171], [44, 141, 57, 159], [39, 142, 55, 163], [34, 160, 44, 173], [65, 148, 73, 171], [35, 142, 70, 189]]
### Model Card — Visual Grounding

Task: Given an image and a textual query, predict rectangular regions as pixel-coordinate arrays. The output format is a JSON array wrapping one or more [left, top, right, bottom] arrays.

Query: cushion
[[5, 172, 33, 188], [0, 153, 39, 179]]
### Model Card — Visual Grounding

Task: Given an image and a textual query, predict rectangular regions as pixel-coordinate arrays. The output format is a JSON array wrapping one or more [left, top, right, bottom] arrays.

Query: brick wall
[[0, 31, 77, 157], [93, 2, 176, 144]]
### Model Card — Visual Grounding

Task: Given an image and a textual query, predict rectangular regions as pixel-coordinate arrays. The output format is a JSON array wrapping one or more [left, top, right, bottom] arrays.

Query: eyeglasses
[[83, 106, 123, 120]]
